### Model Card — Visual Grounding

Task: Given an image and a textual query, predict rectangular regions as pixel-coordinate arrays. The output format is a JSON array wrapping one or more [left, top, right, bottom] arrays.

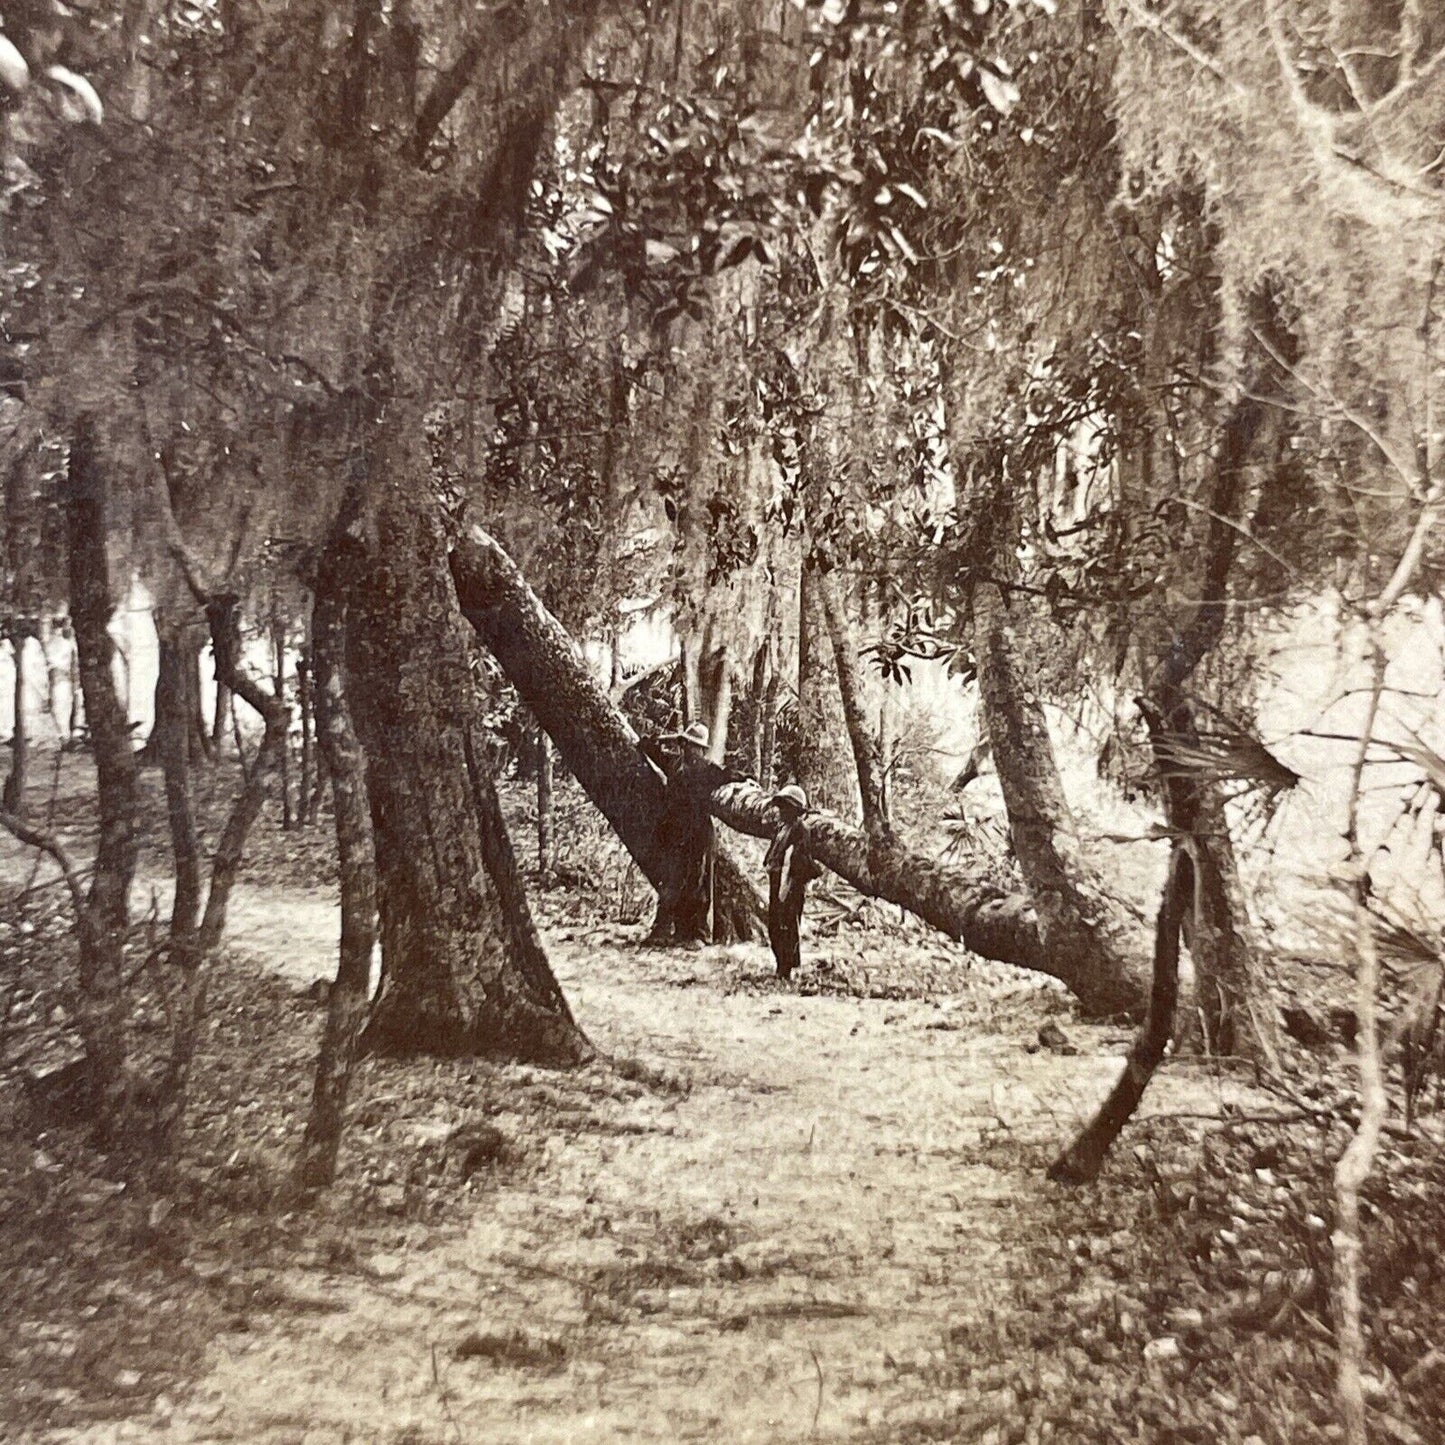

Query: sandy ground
[[14, 873, 1261, 1445]]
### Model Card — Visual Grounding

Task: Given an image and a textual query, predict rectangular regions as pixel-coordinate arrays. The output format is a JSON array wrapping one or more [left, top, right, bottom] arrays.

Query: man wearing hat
[[764, 783, 822, 979], [637, 720, 735, 943]]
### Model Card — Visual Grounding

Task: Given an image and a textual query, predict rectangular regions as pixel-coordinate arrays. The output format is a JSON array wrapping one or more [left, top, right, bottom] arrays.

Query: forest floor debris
[[0, 760, 1442, 1443]]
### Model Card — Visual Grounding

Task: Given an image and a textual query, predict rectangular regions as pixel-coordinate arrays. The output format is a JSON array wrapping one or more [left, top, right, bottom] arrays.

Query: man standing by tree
[[638, 720, 736, 944], [764, 784, 821, 980]]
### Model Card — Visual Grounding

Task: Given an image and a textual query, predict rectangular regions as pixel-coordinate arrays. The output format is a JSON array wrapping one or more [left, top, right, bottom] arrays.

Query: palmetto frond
[[1149, 708, 1303, 806]]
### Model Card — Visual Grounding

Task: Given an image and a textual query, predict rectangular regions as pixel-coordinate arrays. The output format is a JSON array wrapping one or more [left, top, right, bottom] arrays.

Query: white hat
[[678, 721, 710, 750], [771, 784, 808, 810]]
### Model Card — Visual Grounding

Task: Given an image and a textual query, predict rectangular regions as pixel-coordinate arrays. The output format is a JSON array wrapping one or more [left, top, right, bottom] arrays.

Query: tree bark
[[449, 525, 766, 942], [974, 579, 1140, 1011], [1048, 847, 1189, 1184], [797, 555, 858, 818], [65, 418, 142, 1139], [151, 615, 203, 1153], [3, 623, 31, 816], [818, 568, 889, 844], [299, 554, 378, 1188], [271, 611, 293, 829], [450, 526, 1143, 1014], [345, 469, 589, 1065], [1145, 394, 1281, 1065], [297, 640, 316, 826], [155, 620, 203, 944], [141, 624, 210, 769], [536, 727, 554, 877], [211, 675, 232, 752], [689, 616, 733, 765]]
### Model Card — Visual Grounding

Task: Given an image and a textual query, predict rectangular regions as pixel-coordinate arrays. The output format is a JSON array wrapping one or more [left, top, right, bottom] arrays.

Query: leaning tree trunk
[[1048, 845, 1190, 1184], [974, 579, 1141, 1012], [299, 549, 379, 1188], [344, 471, 590, 1065], [450, 526, 1142, 1014], [66, 418, 142, 1139], [1145, 393, 1281, 1065], [449, 527, 765, 942]]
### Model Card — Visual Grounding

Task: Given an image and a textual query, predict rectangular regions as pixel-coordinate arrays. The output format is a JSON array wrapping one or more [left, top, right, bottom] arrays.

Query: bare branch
[[1113, 0, 1247, 95], [0, 808, 86, 916]]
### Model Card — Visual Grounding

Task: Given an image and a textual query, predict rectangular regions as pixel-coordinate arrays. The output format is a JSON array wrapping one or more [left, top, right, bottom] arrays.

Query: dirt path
[[67, 901, 1244, 1445], [2, 821, 1260, 1444]]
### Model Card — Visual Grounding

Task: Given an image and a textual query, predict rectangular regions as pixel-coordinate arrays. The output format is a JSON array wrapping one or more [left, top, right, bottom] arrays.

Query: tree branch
[[0, 808, 86, 916], [408, 31, 486, 164]]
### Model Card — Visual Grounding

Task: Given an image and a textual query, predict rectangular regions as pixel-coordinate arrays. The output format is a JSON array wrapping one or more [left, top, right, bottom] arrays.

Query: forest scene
[[1, 0, 1444, 1440]]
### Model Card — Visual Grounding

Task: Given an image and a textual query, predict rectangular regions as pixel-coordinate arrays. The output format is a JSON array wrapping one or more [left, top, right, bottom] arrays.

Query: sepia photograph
[[0, 0, 1442, 1440]]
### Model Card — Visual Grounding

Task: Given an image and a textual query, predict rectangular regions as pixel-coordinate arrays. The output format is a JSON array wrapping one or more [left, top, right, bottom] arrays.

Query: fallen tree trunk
[[451, 526, 1143, 1015], [708, 782, 1143, 1016], [449, 526, 764, 941]]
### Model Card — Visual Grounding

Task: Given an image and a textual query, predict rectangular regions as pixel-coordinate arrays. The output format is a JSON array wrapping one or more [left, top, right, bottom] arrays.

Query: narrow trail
[[150, 909, 1246, 1445], [2, 826, 1259, 1443]]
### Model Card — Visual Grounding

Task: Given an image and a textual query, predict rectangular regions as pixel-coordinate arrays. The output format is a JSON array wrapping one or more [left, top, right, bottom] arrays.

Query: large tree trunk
[[65, 419, 142, 1139], [344, 467, 589, 1065], [974, 579, 1140, 1010], [709, 779, 1144, 1015], [449, 526, 766, 942], [450, 527, 1143, 1015], [299, 551, 378, 1188]]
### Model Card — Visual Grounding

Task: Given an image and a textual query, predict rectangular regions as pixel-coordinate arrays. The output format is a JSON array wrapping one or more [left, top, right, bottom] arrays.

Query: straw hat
[[677, 721, 710, 751]]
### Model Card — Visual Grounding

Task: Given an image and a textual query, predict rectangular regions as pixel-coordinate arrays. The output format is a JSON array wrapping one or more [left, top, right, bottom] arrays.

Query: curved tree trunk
[[449, 525, 765, 942], [344, 467, 590, 1066], [974, 579, 1140, 1010], [1048, 846, 1190, 1184], [1145, 393, 1282, 1066], [450, 526, 1142, 1013]]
